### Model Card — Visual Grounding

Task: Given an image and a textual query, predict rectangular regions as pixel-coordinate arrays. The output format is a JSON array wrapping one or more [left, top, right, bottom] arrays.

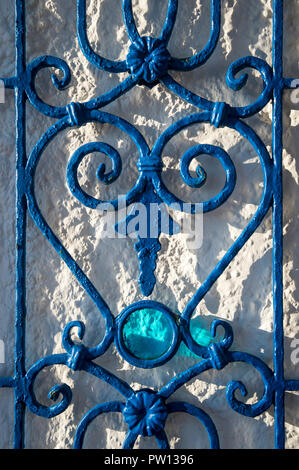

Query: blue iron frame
[[0, 0, 298, 449]]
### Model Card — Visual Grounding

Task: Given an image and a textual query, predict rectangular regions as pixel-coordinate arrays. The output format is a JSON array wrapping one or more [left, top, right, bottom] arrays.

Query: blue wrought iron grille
[[0, 0, 298, 449]]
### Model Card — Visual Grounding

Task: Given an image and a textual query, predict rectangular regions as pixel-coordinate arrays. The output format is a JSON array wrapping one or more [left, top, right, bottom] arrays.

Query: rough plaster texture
[[0, 0, 298, 449]]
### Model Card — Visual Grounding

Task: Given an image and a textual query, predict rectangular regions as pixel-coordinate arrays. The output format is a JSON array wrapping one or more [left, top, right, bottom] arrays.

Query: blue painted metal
[[0, 0, 298, 449]]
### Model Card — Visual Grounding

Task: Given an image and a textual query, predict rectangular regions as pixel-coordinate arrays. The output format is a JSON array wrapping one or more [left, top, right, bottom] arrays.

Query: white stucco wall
[[0, 0, 298, 449]]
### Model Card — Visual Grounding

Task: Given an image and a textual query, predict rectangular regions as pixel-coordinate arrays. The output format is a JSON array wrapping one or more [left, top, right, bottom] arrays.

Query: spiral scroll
[[1, 0, 288, 450]]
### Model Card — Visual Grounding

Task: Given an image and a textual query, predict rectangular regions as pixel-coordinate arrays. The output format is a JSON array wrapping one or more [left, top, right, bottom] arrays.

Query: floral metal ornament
[[123, 390, 168, 438], [126, 37, 171, 85], [0, 0, 298, 450]]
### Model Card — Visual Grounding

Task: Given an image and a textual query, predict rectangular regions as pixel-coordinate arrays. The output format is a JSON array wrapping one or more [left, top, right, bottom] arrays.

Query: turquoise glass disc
[[122, 308, 174, 360], [178, 317, 213, 358], [190, 319, 212, 347]]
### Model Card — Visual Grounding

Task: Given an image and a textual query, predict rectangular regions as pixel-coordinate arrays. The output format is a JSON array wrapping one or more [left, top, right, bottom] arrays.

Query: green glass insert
[[190, 318, 213, 347], [178, 317, 214, 359], [122, 308, 174, 360]]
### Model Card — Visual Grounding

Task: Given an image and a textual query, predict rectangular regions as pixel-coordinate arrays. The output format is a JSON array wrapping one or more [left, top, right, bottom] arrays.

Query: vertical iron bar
[[272, 0, 285, 449], [1, 0, 291, 449], [14, 0, 26, 449]]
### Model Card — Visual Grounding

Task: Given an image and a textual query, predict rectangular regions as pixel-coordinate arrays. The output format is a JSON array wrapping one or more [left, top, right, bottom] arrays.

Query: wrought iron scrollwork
[[0, 0, 298, 450]]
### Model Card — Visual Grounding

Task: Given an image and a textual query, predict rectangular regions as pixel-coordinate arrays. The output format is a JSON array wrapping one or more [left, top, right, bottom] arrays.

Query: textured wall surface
[[0, 0, 298, 449]]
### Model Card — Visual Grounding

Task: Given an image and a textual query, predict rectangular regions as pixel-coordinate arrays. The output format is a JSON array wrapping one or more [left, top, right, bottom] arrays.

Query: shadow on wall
[[1, 0, 298, 450]]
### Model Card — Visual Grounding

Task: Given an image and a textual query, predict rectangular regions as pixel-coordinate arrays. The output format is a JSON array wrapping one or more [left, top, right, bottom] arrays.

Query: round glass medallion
[[122, 307, 175, 361]]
